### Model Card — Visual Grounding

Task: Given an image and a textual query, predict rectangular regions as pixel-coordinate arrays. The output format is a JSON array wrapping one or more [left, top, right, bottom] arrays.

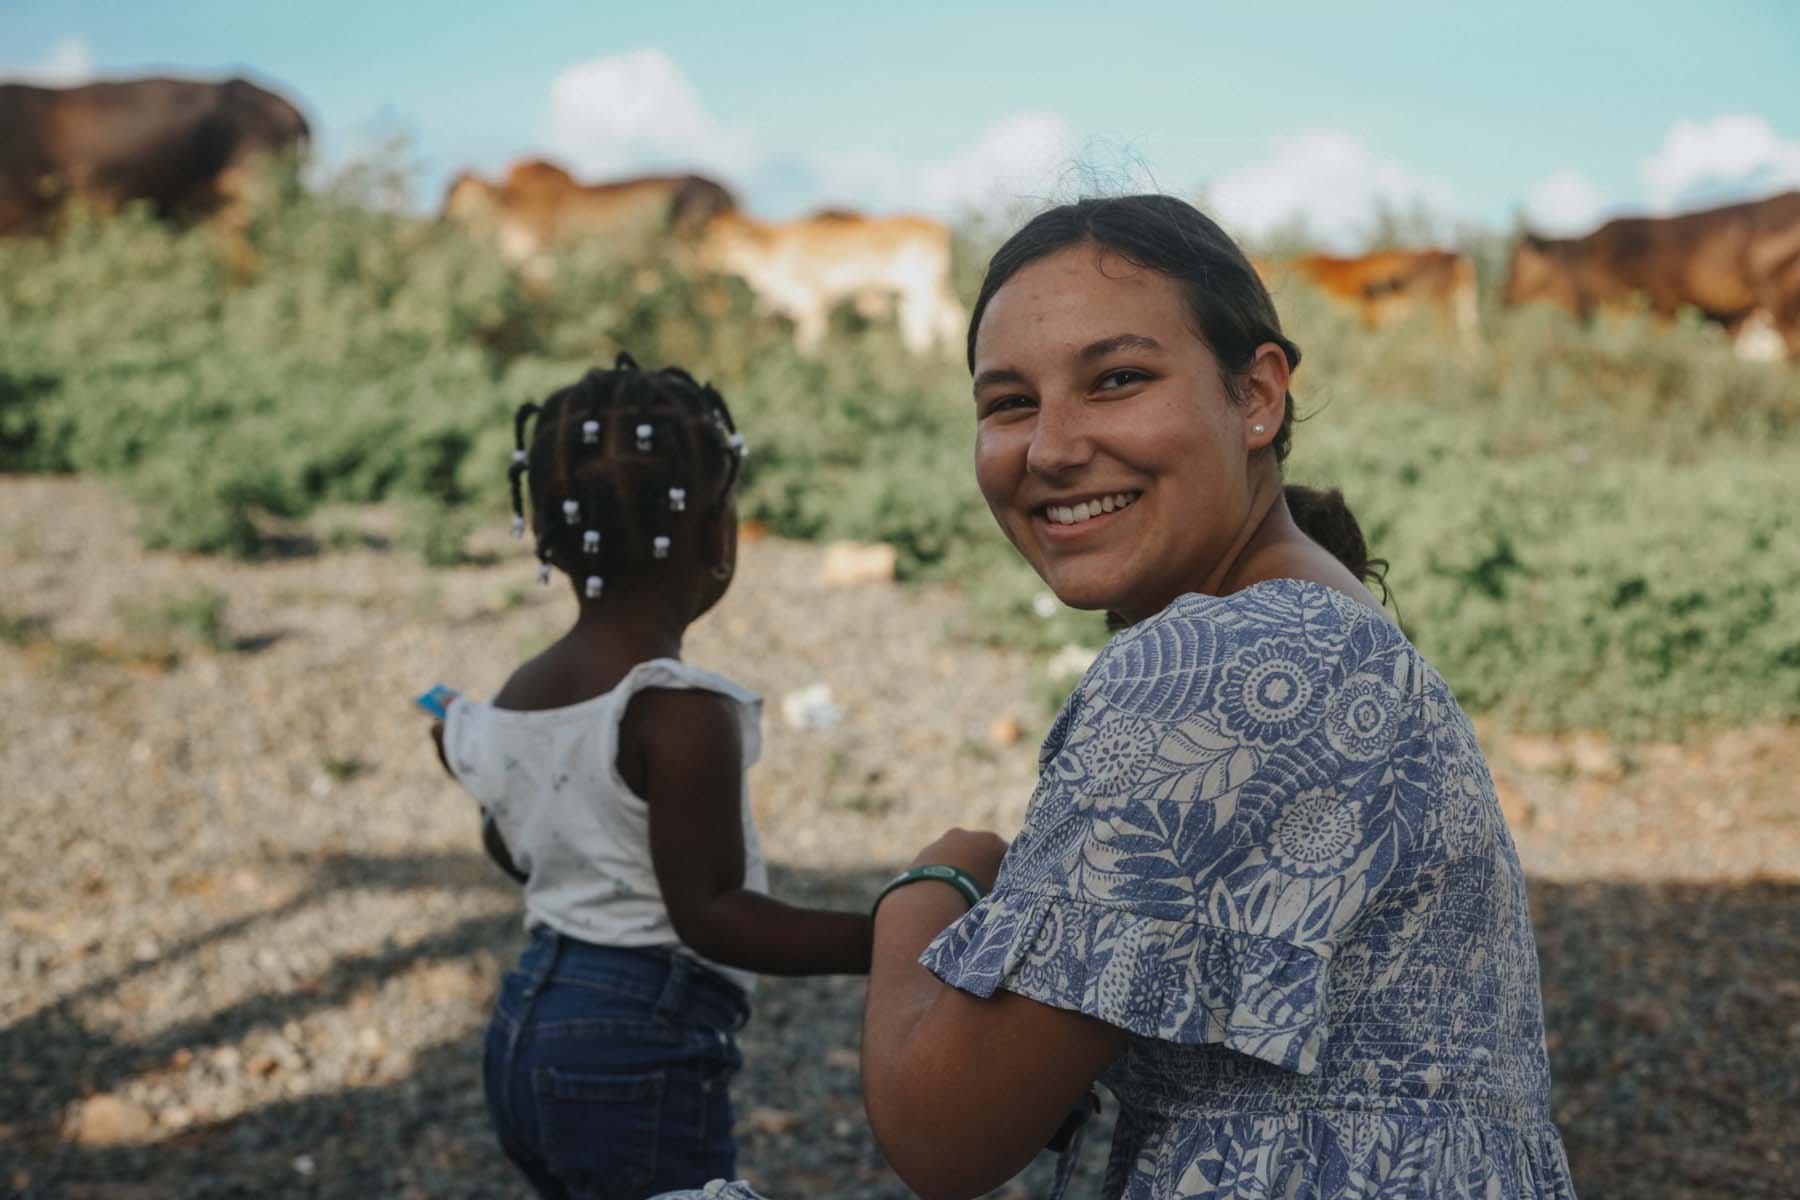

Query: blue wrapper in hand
[[413, 684, 461, 720]]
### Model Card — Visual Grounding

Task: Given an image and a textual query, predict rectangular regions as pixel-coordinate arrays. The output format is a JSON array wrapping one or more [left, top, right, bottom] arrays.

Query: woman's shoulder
[[1098, 578, 1412, 683]]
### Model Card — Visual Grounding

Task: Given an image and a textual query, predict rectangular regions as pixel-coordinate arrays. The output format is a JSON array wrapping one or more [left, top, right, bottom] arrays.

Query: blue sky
[[7, 1, 1799, 247]]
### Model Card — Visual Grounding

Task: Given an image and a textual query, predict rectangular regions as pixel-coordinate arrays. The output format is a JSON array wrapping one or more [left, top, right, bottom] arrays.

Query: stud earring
[[1252, 423, 1266, 434]]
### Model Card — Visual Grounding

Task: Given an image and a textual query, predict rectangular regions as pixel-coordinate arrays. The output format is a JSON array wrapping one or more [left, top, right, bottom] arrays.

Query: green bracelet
[[872, 864, 986, 916]]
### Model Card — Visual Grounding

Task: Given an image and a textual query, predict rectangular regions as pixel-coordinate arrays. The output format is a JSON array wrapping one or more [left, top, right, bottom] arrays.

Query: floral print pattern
[[922, 580, 1576, 1199]]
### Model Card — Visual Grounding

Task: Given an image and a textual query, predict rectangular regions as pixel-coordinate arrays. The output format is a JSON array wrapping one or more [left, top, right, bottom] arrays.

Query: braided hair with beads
[[507, 352, 746, 598]]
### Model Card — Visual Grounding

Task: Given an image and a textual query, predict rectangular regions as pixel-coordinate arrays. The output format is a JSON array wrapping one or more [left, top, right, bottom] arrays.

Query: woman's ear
[[1242, 342, 1290, 451]]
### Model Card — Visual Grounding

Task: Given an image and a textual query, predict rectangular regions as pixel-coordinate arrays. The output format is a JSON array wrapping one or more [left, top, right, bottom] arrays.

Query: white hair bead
[[636, 423, 654, 451], [583, 530, 601, 555], [653, 535, 671, 559], [668, 487, 687, 513], [562, 499, 579, 524], [582, 419, 600, 444], [727, 432, 747, 456], [584, 575, 604, 599], [511, 515, 526, 539], [512, 448, 527, 465], [537, 563, 551, 585]]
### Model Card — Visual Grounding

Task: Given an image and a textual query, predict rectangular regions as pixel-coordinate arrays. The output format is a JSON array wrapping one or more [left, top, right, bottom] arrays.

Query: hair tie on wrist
[[871, 864, 985, 917]]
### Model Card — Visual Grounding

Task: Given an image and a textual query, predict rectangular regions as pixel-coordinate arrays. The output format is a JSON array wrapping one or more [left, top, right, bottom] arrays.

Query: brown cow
[[440, 158, 737, 267], [1259, 249, 1479, 336], [1503, 191, 1800, 359], [696, 208, 965, 356], [0, 77, 309, 235]]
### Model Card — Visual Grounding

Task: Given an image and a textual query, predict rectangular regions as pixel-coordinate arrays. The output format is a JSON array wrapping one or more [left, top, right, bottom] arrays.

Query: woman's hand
[[907, 827, 1009, 891]]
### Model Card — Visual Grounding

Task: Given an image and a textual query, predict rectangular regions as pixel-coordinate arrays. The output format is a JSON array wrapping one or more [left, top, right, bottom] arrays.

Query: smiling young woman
[[853, 196, 1577, 1200]]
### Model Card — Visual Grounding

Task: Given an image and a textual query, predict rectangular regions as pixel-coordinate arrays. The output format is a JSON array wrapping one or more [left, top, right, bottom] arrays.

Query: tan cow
[[441, 158, 737, 268], [1503, 191, 1800, 359], [696, 209, 965, 356], [1258, 249, 1479, 336]]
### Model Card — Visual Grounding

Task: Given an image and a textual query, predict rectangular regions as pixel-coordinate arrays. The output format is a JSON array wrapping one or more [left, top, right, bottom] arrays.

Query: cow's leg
[[792, 300, 829, 354], [897, 289, 937, 356]]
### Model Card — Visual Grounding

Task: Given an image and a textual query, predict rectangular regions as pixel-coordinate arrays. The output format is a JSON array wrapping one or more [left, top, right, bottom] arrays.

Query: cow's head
[[222, 78, 310, 159], [1502, 234, 1579, 311]]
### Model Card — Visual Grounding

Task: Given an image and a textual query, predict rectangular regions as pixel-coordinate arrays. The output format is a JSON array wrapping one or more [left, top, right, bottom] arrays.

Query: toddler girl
[[432, 354, 871, 1198]]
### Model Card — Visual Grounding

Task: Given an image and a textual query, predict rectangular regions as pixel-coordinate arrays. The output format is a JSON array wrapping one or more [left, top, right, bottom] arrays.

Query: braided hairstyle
[[508, 353, 746, 598]]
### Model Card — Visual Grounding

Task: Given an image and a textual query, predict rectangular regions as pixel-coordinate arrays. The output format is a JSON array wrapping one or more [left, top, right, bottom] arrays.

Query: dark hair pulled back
[[967, 194, 1387, 599]]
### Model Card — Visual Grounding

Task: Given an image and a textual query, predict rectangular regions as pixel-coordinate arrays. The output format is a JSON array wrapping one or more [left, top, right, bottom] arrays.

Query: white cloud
[[1207, 130, 1463, 251], [543, 48, 759, 181], [1524, 169, 1608, 235], [815, 111, 1073, 219], [916, 112, 1074, 217], [1640, 114, 1800, 211], [1, 35, 95, 85], [540, 49, 1074, 221]]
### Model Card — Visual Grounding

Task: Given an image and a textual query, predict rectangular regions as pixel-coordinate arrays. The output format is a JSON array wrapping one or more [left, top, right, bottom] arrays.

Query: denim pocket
[[696, 1030, 743, 1147], [532, 1066, 665, 1198]]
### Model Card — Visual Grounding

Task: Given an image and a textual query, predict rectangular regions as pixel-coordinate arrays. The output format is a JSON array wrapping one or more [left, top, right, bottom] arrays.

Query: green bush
[[2, 168, 1797, 737]]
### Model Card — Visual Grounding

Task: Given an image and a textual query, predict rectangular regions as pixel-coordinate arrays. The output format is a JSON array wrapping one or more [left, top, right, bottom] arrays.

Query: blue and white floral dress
[[920, 579, 1577, 1199]]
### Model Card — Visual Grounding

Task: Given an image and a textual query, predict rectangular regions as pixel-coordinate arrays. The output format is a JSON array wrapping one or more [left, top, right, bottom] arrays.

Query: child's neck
[[565, 593, 688, 667]]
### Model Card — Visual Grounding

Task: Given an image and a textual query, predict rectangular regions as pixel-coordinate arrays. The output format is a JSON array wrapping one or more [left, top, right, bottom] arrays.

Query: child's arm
[[632, 687, 872, 976]]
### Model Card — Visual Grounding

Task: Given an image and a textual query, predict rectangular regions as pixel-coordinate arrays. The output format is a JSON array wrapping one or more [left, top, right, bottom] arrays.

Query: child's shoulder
[[619, 662, 764, 776]]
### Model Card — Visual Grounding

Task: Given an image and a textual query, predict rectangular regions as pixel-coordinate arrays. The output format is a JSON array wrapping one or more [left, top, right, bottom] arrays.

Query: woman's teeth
[[1045, 492, 1139, 526]]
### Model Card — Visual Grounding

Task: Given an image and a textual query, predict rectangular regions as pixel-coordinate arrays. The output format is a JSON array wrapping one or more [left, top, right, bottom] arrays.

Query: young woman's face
[[971, 244, 1264, 622]]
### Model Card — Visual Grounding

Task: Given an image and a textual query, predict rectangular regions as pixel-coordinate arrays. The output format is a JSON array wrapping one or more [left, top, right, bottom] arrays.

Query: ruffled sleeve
[[921, 581, 1428, 1075]]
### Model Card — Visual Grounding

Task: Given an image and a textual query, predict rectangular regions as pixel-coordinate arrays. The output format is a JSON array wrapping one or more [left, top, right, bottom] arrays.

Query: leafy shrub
[[3, 166, 1797, 737]]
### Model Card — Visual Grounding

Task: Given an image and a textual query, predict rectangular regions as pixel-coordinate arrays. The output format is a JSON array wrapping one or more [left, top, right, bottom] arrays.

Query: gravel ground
[[2, 475, 1796, 1199]]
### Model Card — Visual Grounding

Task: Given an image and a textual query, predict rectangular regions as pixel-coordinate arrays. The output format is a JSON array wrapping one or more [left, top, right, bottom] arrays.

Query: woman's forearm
[[863, 882, 970, 1063]]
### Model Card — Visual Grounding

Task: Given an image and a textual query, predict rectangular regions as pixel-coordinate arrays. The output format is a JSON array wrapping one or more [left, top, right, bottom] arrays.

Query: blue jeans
[[483, 930, 750, 1200]]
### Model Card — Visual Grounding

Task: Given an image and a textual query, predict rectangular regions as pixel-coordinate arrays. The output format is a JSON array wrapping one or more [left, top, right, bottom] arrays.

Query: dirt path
[[2, 476, 1795, 1198]]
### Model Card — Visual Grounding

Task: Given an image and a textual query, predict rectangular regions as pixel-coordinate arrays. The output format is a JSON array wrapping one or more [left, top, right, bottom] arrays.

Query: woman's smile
[[1035, 489, 1141, 538]]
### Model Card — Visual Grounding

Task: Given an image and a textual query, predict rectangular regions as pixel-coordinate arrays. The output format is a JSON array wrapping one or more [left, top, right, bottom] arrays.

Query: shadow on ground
[[7, 862, 1796, 1198]]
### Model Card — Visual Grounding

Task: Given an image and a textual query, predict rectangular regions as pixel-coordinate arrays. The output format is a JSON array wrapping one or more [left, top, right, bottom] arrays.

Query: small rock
[[1609, 996, 1675, 1036], [1567, 733, 1624, 780], [781, 683, 844, 731], [1507, 735, 1565, 773], [818, 541, 896, 588], [1047, 643, 1098, 680], [740, 1105, 803, 1136], [1494, 779, 1532, 829], [70, 1094, 156, 1146]]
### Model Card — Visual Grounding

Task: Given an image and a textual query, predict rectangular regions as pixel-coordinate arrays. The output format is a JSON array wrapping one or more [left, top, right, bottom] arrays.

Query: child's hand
[[429, 720, 453, 778], [907, 827, 1009, 892]]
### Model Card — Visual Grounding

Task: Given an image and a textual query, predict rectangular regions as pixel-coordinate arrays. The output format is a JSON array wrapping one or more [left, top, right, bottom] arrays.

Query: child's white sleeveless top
[[441, 658, 768, 995]]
